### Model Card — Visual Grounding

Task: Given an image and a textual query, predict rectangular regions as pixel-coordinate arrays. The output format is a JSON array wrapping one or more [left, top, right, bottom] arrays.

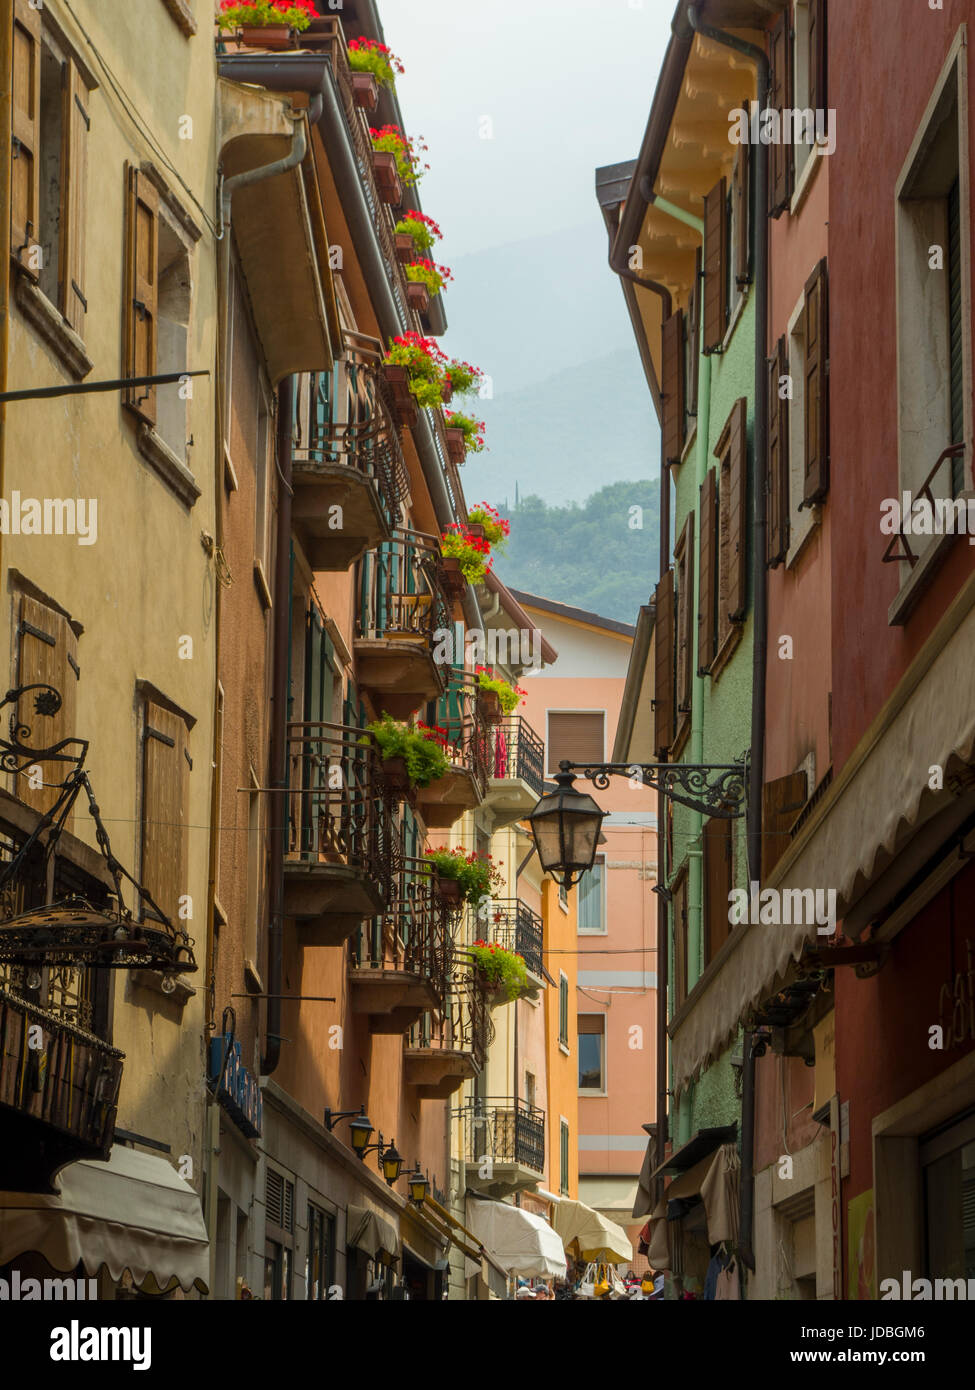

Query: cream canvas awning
[[466, 1198, 566, 1279], [643, 1143, 740, 1270], [0, 1145, 209, 1293], [552, 1198, 633, 1264], [346, 1204, 399, 1265]]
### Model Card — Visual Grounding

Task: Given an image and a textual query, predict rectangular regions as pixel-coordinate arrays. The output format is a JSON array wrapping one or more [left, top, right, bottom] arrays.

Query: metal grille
[[464, 1098, 545, 1174], [356, 530, 451, 643], [479, 898, 544, 978], [266, 1168, 294, 1233], [488, 718, 545, 797]]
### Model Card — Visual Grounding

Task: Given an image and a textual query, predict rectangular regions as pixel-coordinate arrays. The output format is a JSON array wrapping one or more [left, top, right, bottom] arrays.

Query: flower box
[[394, 233, 414, 264], [380, 755, 411, 794], [441, 379, 453, 405], [466, 523, 486, 541], [478, 691, 502, 725], [444, 428, 467, 467], [438, 556, 467, 600], [351, 72, 379, 110], [236, 25, 295, 50], [372, 151, 403, 206], [436, 876, 462, 902], [475, 970, 509, 1007], [407, 281, 430, 313], [383, 364, 418, 426]]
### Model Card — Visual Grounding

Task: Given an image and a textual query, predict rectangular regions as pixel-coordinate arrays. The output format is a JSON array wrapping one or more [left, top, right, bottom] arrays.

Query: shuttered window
[[547, 712, 604, 775], [808, 0, 828, 117], [733, 132, 750, 288], [60, 61, 90, 334], [141, 698, 189, 924], [652, 570, 675, 758], [16, 594, 79, 818], [11, 0, 41, 277], [687, 248, 701, 419], [703, 817, 733, 967], [578, 1015, 605, 1091], [769, 9, 793, 215], [123, 163, 159, 425], [674, 513, 694, 754], [698, 469, 717, 674], [559, 972, 569, 1047], [672, 869, 689, 1007], [767, 336, 791, 567], [703, 177, 728, 353], [716, 397, 749, 663], [560, 1119, 570, 1196], [803, 259, 829, 505], [762, 771, 809, 879], [661, 309, 686, 466]]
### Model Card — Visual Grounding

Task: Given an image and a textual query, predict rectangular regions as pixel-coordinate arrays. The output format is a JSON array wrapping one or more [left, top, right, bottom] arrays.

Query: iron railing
[[478, 898, 544, 979], [286, 721, 394, 903], [464, 1098, 545, 1174], [487, 717, 546, 797], [356, 529, 451, 644], [408, 970, 492, 1073], [430, 671, 490, 800], [352, 855, 451, 1011], [880, 443, 967, 567]]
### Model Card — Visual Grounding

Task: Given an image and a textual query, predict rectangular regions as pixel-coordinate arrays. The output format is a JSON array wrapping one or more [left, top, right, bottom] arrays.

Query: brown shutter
[[675, 514, 694, 725], [767, 337, 790, 567], [702, 178, 728, 353], [141, 701, 189, 923], [769, 9, 793, 216], [60, 60, 89, 335], [761, 771, 809, 879], [11, 0, 42, 278], [803, 258, 829, 505], [688, 248, 701, 418], [673, 870, 688, 1007], [724, 397, 748, 621], [698, 468, 717, 673], [547, 712, 605, 770], [703, 816, 733, 966], [808, 0, 827, 117], [123, 163, 159, 425], [661, 310, 685, 466], [16, 595, 79, 818], [733, 135, 750, 287], [652, 569, 675, 758]]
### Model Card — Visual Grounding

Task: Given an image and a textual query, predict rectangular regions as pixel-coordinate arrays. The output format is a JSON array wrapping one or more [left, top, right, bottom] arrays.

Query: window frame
[[576, 852, 607, 935], [558, 971, 569, 1050], [577, 1014, 607, 1095], [559, 1117, 571, 1197], [306, 1201, 336, 1301]]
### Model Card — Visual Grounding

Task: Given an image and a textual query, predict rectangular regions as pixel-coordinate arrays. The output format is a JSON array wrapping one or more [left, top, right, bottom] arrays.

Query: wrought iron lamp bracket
[[558, 753, 749, 820]]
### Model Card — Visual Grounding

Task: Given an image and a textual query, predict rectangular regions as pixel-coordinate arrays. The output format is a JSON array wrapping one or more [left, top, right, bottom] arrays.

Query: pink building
[[512, 593, 657, 1270]]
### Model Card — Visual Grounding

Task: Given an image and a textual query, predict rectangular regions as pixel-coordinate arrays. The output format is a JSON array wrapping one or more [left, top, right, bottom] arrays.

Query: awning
[[0, 1145, 209, 1293], [466, 1198, 566, 1279], [346, 1204, 399, 1266], [551, 1197, 633, 1264], [643, 1142, 741, 1270]]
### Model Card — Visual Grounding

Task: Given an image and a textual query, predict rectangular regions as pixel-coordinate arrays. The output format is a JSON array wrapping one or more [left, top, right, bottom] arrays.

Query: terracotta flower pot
[[444, 427, 467, 467], [441, 379, 454, 405], [381, 755, 410, 794], [478, 691, 502, 725], [395, 233, 414, 264], [435, 876, 461, 902], [236, 26, 295, 51], [475, 969, 509, 1006], [383, 364, 418, 427], [407, 281, 430, 313], [438, 555, 467, 600], [351, 72, 379, 110], [466, 523, 486, 540], [372, 151, 403, 206]]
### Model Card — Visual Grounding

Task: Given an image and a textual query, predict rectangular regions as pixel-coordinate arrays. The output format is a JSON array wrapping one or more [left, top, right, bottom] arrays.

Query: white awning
[[0, 1145, 209, 1293], [551, 1197, 633, 1264], [466, 1198, 566, 1279], [346, 1204, 399, 1265]]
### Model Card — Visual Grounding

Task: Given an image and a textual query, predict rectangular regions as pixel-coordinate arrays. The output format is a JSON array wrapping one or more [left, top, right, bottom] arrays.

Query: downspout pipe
[[686, 2, 769, 1275]]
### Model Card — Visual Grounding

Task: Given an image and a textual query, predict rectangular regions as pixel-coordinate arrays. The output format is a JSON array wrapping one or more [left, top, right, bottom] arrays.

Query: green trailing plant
[[423, 847, 504, 906], [469, 940, 529, 1001], [385, 333, 447, 409], [362, 714, 450, 789], [445, 359, 484, 397], [347, 37, 404, 87], [443, 410, 486, 455], [468, 503, 510, 552], [369, 124, 430, 187], [218, 0, 319, 30], [406, 259, 453, 296], [440, 526, 491, 584], [475, 666, 526, 714], [395, 211, 442, 255]]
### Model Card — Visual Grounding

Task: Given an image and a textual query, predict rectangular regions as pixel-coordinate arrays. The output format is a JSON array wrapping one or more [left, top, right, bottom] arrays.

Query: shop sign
[[208, 1034, 262, 1138]]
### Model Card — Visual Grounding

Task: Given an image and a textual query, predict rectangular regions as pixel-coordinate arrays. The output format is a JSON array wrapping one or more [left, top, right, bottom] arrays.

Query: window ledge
[[789, 145, 824, 219], [710, 621, 743, 683], [559, 1042, 570, 1056], [136, 424, 201, 508], [887, 502, 974, 626], [161, 0, 198, 36], [254, 559, 273, 611], [678, 423, 698, 469], [720, 283, 750, 356], [14, 274, 93, 381], [786, 502, 822, 570]]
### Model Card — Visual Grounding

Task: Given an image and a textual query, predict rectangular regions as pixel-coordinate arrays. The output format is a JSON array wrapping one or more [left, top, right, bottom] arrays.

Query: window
[[264, 1167, 294, 1301], [15, 591, 79, 818], [703, 177, 728, 353], [702, 817, 734, 968], [140, 694, 190, 925], [577, 854, 605, 933], [789, 1, 829, 203], [559, 1118, 570, 1197], [714, 398, 748, 674], [578, 1015, 606, 1092], [672, 868, 689, 1007], [155, 216, 192, 461], [673, 513, 694, 754], [547, 712, 605, 776], [652, 569, 675, 757], [661, 308, 685, 466], [525, 1071, 536, 1110], [306, 1203, 335, 1300], [921, 1113, 975, 1279], [558, 972, 569, 1048], [698, 468, 718, 673]]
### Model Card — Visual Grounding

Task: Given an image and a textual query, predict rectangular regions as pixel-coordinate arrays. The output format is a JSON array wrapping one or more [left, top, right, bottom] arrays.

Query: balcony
[[284, 722, 393, 946], [482, 898, 545, 987], [464, 1099, 546, 1197], [404, 972, 492, 1100], [349, 861, 449, 1034], [354, 531, 451, 719], [481, 718, 546, 828], [415, 675, 489, 829], [292, 342, 409, 570]]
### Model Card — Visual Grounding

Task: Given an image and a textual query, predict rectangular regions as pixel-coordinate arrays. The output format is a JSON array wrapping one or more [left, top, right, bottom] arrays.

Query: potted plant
[[218, 0, 318, 48], [384, 333, 447, 413], [444, 359, 484, 398], [468, 503, 510, 553], [476, 666, 526, 724], [394, 210, 443, 257], [362, 714, 451, 792], [469, 940, 530, 1003], [347, 37, 404, 109], [369, 125, 429, 203], [440, 526, 492, 587], [443, 410, 486, 464], [423, 847, 503, 906]]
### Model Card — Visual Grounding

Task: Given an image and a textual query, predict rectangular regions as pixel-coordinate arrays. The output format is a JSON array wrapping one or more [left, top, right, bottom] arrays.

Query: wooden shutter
[[11, 0, 42, 277], [661, 310, 685, 466], [808, 0, 827, 117], [721, 397, 748, 622], [803, 258, 830, 505], [16, 595, 79, 817], [762, 770, 808, 879], [123, 163, 159, 425], [703, 178, 728, 353], [767, 337, 790, 567], [60, 60, 90, 335], [547, 712, 604, 770], [673, 870, 688, 1006], [698, 468, 717, 673], [141, 701, 189, 923], [652, 570, 675, 758], [703, 817, 733, 966], [733, 135, 750, 286], [688, 248, 701, 418], [675, 513, 694, 727], [769, 9, 793, 216]]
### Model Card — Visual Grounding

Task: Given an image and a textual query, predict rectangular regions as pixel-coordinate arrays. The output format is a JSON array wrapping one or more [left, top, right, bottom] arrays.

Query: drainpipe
[[686, 2, 770, 1275]]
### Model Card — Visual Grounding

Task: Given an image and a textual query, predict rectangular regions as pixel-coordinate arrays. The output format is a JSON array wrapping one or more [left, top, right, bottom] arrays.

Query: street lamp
[[528, 766, 605, 889], [408, 1166, 429, 1204], [381, 1142, 404, 1187]]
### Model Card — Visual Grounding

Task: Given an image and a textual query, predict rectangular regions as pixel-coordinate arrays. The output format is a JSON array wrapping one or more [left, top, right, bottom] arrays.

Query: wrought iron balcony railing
[[352, 856, 451, 1011], [478, 898, 544, 979], [487, 717, 545, 797], [356, 529, 452, 645], [286, 720, 394, 903], [429, 671, 491, 797], [464, 1098, 546, 1174], [408, 968, 492, 1074]]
